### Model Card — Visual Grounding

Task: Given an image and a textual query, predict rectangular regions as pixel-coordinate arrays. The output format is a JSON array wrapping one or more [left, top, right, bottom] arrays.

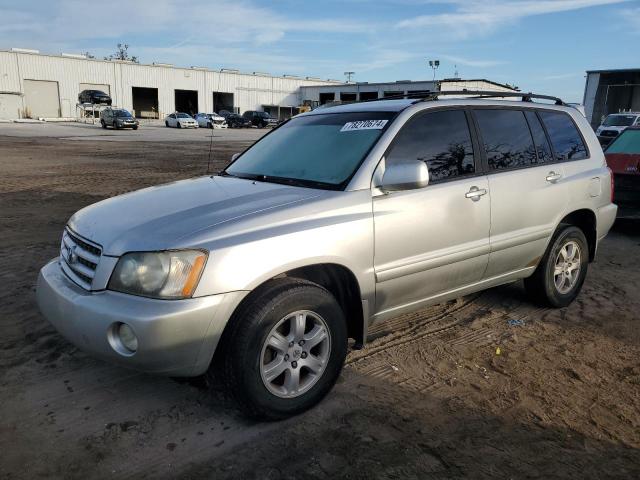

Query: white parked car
[[194, 113, 228, 129], [595, 112, 640, 145], [165, 112, 198, 128]]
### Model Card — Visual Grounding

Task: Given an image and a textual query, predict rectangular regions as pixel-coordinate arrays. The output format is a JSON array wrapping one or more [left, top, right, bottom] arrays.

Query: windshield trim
[[221, 111, 398, 191]]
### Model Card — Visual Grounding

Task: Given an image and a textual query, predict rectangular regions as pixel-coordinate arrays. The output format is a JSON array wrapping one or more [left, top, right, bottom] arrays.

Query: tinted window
[[386, 110, 475, 182], [606, 129, 640, 154], [539, 111, 588, 161], [475, 110, 537, 170], [525, 111, 553, 164]]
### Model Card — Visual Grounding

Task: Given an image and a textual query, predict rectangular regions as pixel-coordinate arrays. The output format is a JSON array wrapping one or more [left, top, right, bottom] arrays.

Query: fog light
[[118, 323, 138, 353]]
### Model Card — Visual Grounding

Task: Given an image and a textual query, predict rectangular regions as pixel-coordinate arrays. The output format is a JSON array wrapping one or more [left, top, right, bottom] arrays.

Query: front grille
[[60, 228, 102, 289]]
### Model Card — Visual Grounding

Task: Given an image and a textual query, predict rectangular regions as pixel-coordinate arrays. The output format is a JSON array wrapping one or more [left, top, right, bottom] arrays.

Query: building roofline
[[440, 78, 518, 90], [0, 48, 341, 84], [300, 77, 517, 91], [586, 68, 640, 74]]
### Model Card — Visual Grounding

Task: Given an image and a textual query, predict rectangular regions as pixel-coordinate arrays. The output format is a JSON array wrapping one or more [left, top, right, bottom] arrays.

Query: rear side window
[[386, 110, 475, 183], [475, 110, 537, 170], [525, 111, 553, 164], [539, 111, 588, 161]]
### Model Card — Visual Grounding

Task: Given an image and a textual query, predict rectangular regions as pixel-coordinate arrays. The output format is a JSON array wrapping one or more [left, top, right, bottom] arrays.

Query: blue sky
[[1, 0, 639, 102]]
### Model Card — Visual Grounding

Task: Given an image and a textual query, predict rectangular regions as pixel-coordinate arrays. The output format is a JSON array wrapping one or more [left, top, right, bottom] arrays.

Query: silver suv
[[37, 92, 617, 419]]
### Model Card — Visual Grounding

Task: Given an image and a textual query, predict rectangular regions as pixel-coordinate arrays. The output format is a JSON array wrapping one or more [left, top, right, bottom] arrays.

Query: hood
[[68, 176, 323, 256]]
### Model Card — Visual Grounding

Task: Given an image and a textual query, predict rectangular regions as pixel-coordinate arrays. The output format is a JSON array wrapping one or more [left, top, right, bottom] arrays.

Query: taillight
[[608, 166, 614, 203]]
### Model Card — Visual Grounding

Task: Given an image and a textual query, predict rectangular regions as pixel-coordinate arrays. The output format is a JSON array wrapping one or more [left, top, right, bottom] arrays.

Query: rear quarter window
[[539, 111, 588, 162]]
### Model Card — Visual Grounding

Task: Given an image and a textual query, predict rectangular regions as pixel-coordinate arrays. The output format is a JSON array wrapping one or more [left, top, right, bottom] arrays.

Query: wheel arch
[[557, 208, 597, 261], [217, 263, 366, 359]]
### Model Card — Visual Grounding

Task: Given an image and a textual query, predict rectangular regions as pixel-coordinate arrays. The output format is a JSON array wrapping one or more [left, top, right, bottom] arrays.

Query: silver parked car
[[37, 92, 617, 419]]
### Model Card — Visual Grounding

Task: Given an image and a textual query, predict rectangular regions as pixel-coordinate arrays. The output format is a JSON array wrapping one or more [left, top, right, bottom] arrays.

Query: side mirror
[[231, 153, 240, 162], [379, 161, 429, 193]]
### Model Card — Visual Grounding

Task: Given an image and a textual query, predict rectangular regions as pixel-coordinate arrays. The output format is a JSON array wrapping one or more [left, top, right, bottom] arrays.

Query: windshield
[[603, 114, 637, 127], [258, 112, 270, 118], [224, 112, 394, 189], [177, 113, 191, 118], [115, 110, 132, 118], [606, 129, 640, 154]]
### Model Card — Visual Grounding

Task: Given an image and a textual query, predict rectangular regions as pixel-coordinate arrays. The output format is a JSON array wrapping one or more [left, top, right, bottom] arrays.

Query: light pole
[[428, 60, 440, 81], [344, 71, 355, 83]]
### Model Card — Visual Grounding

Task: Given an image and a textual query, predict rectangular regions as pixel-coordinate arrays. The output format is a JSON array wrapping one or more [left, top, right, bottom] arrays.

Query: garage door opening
[[339, 92, 357, 102], [319, 92, 335, 105], [213, 92, 234, 113], [359, 91, 378, 101], [132, 87, 159, 118], [175, 89, 198, 115], [24, 80, 61, 119], [384, 91, 403, 98]]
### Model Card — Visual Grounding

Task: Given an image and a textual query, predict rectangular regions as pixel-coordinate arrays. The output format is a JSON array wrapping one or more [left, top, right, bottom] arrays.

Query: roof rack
[[366, 90, 566, 106]]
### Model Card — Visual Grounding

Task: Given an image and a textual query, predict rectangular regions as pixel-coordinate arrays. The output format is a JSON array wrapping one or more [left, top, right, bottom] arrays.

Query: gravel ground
[[0, 130, 639, 479]]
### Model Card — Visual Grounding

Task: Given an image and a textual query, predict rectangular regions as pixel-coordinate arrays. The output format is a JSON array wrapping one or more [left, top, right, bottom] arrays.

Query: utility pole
[[428, 60, 440, 81], [344, 71, 355, 83]]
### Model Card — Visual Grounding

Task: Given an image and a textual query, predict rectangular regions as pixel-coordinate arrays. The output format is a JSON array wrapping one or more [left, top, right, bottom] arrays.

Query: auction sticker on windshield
[[340, 119, 388, 132]]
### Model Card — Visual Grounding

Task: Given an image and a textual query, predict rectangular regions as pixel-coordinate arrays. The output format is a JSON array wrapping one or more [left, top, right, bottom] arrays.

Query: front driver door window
[[372, 109, 491, 319]]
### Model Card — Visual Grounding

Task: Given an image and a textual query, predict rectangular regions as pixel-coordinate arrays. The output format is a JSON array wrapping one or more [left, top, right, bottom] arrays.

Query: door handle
[[465, 186, 488, 201], [546, 171, 562, 183]]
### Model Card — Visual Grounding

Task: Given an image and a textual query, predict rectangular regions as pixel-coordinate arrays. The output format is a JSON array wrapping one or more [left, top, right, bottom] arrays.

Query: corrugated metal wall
[[0, 50, 336, 119]]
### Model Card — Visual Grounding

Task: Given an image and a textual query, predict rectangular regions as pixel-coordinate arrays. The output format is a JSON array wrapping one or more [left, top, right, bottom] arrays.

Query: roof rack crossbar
[[358, 90, 565, 106]]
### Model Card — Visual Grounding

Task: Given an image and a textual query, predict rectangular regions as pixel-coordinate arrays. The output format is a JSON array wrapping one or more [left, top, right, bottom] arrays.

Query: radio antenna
[[206, 124, 214, 175]]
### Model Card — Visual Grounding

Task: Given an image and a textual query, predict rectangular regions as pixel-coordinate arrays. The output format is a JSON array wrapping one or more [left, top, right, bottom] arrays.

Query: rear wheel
[[211, 278, 348, 420], [524, 225, 589, 307], [100, 120, 106, 129]]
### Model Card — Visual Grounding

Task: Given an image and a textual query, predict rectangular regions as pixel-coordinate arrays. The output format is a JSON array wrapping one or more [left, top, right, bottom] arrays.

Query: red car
[[605, 126, 640, 219]]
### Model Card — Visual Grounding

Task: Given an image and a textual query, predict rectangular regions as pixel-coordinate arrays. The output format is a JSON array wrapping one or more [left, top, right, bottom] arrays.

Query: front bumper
[[36, 258, 246, 376]]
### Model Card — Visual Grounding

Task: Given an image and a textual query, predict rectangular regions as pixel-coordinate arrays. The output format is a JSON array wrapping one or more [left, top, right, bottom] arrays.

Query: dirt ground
[[1, 133, 639, 479]]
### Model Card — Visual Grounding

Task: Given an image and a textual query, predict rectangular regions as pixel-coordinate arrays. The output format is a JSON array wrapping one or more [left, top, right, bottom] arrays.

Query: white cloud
[[396, 0, 631, 37], [618, 7, 640, 33], [435, 54, 505, 68]]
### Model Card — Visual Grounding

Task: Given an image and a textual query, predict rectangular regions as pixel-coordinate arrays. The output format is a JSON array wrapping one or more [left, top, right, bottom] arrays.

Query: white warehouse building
[[0, 48, 518, 121], [0, 48, 339, 120]]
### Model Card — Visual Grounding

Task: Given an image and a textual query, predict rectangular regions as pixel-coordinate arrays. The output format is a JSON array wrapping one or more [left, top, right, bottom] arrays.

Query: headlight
[[108, 250, 207, 299]]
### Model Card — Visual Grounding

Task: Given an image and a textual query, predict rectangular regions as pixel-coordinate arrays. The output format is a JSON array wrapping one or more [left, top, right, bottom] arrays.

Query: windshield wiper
[[219, 171, 338, 190]]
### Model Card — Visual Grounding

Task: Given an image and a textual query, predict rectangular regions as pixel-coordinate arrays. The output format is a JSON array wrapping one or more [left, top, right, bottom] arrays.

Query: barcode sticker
[[340, 119, 388, 132]]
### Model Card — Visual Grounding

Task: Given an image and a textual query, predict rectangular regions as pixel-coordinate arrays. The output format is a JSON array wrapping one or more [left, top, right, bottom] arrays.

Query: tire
[[208, 122, 213, 129], [211, 278, 348, 420], [100, 120, 106, 129], [113, 122, 119, 130], [133, 126, 138, 130], [177, 122, 181, 128], [524, 225, 589, 307]]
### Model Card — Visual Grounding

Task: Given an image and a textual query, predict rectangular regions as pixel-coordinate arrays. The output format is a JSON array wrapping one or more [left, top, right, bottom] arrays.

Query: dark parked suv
[[226, 113, 252, 128], [78, 89, 112, 105], [243, 110, 278, 128], [100, 108, 139, 130]]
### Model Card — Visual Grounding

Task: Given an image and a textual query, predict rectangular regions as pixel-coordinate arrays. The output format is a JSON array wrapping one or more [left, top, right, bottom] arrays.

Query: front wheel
[[165, 121, 169, 127], [212, 278, 348, 420], [524, 225, 589, 307]]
